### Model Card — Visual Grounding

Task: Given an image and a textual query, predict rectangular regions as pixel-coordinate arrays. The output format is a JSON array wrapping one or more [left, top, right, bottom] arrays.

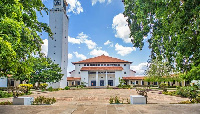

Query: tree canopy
[[123, 0, 200, 79], [0, 0, 52, 76]]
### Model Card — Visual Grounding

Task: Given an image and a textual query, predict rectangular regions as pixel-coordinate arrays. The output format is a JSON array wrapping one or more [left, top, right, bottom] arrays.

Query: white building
[[47, 0, 68, 88], [69, 55, 137, 87]]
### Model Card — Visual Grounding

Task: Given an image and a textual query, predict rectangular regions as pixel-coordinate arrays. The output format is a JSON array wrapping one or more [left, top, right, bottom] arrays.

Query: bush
[[64, 86, 70, 90], [47, 87, 62, 92], [18, 84, 33, 94], [176, 86, 198, 100], [40, 83, 48, 90], [159, 83, 168, 92], [0, 91, 13, 98], [0, 101, 12, 105], [136, 88, 148, 97], [33, 96, 56, 105], [162, 91, 177, 96]]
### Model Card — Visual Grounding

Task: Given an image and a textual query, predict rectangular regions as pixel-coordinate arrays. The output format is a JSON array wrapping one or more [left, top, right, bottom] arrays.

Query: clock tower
[[47, 0, 68, 88]]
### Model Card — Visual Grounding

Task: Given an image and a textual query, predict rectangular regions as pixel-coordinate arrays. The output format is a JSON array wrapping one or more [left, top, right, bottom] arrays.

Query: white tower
[[48, 0, 68, 88]]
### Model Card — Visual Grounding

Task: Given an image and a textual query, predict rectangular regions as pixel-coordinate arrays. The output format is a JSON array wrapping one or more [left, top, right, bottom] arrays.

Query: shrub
[[18, 84, 33, 94], [64, 86, 70, 90], [0, 91, 13, 98], [136, 88, 148, 97], [0, 101, 12, 105], [109, 97, 114, 104], [114, 96, 120, 104], [176, 86, 198, 101], [40, 83, 48, 90], [33, 96, 56, 105], [159, 83, 168, 92]]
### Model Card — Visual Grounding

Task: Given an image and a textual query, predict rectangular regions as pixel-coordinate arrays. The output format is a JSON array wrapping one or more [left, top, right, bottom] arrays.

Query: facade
[[47, 0, 68, 88], [69, 55, 137, 87]]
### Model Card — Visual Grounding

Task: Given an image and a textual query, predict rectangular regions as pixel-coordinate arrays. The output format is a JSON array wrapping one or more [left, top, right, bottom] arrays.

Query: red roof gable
[[72, 55, 132, 64], [80, 67, 123, 71]]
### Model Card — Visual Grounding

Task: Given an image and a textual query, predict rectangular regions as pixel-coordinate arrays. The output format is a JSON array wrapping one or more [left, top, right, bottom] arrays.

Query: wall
[[115, 71, 122, 86], [0, 77, 7, 87], [81, 71, 88, 86]]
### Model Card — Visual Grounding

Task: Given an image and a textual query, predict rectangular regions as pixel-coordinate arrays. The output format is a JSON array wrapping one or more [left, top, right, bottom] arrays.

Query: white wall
[[81, 71, 88, 86], [0, 77, 7, 87], [129, 70, 135, 77], [121, 63, 131, 77], [74, 64, 84, 77], [115, 71, 122, 86]]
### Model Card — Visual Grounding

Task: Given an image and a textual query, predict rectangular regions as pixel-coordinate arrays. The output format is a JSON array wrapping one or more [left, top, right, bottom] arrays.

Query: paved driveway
[[0, 89, 199, 114]]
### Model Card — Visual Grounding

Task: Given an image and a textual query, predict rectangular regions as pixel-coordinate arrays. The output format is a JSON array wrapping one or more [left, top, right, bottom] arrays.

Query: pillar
[[106, 71, 108, 86], [96, 71, 98, 86]]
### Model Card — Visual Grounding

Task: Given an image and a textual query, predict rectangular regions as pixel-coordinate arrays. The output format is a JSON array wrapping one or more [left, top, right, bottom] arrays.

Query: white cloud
[[91, 0, 112, 6], [104, 40, 113, 47], [131, 62, 148, 76], [41, 39, 48, 56], [68, 32, 97, 49], [77, 32, 88, 39], [73, 52, 87, 60], [84, 39, 97, 49], [68, 36, 81, 44], [68, 53, 73, 59], [115, 43, 136, 56], [90, 49, 109, 56], [66, 0, 83, 14], [112, 13, 131, 43]]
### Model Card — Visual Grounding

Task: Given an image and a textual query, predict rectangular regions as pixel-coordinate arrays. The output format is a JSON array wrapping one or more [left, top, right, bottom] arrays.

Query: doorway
[[100, 80, 104, 86], [108, 80, 113, 86]]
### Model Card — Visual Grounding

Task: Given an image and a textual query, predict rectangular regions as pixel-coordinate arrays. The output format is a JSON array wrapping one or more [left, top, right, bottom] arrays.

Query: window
[[54, 53, 55, 54], [78, 72, 80, 74], [154, 82, 157, 85], [118, 64, 120, 66], [72, 82, 74, 85], [84, 64, 86, 66], [131, 81, 132, 84], [124, 72, 126, 74], [64, 61, 65, 62], [136, 81, 138, 84], [55, 40, 56, 41], [101, 77, 103, 78], [87, 64, 89, 66], [79, 64, 80, 66], [124, 64, 126, 66], [148, 82, 150, 85], [55, 33, 56, 34], [142, 81, 144, 85], [104, 64, 106, 66], [54, 46, 56, 47], [54, 60, 55, 61]]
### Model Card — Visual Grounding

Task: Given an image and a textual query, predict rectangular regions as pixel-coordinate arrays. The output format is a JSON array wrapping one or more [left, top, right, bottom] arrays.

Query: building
[[47, 0, 68, 88], [69, 55, 137, 87]]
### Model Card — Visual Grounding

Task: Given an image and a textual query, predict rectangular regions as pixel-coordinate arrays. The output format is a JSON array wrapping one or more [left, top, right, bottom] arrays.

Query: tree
[[13, 56, 63, 86], [0, 0, 52, 77], [123, 0, 200, 80]]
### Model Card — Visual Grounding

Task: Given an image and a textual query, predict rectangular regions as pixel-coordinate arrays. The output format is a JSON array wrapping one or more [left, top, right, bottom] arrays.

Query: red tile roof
[[67, 77, 81, 81], [80, 67, 123, 71], [72, 54, 132, 64], [122, 77, 144, 80]]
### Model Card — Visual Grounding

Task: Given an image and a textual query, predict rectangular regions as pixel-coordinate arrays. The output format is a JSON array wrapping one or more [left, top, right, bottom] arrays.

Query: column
[[106, 71, 108, 86], [74, 81, 75, 86], [96, 71, 98, 86]]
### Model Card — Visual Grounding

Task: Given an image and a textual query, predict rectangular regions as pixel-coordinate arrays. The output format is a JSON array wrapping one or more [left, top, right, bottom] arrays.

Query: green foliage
[[176, 86, 198, 100], [0, 0, 52, 78], [117, 78, 126, 88], [0, 101, 12, 105], [159, 83, 168, 92], [40, 83, 48, 90], [64, 86, 70, 90], [33, 96, 56, 105], [0, 91, 13, 98], [162, 91, 177, 96], [123, 0, 200, 80], [109, 96, 114, 104], [47, 87, 62, 92], [114, 96, 120, 104], [136, 88, 148, 97]]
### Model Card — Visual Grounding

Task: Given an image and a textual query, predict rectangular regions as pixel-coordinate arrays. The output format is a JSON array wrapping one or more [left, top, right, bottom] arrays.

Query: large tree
[[13, 56, 63, 86], [0, 0, 52, 76], [123, 0, 200, 79]]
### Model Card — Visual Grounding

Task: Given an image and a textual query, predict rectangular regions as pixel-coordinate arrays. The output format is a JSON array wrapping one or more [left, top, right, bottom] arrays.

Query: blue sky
[[39, 0, 151, 76]]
